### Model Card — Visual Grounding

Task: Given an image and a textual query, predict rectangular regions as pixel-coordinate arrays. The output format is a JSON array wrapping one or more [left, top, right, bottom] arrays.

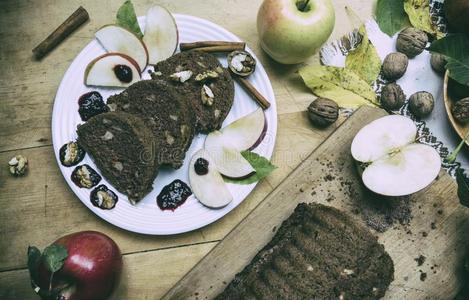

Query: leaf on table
[[116, 0, 143, 38], [429, 34, 469, 86], [456, 168, 469, 207], [345, 25, 382, 84], [299, 65, 379, 109], [403, 0, 443, 38], [42, 244, 68, 273], [375, 0, 410, 36], [224, 151, 277, 185], [27, 246, 42, 282]]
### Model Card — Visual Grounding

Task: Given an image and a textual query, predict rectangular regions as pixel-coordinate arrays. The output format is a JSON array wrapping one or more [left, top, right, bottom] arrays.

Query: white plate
[[51, 14, 277, 235]]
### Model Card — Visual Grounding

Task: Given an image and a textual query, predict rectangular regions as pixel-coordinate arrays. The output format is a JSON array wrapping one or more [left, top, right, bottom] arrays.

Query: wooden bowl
[[443, 70, 469, 146]]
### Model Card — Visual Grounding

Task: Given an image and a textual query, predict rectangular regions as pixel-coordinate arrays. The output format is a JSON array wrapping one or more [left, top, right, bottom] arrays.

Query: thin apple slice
[[220, 108, 267, 151], [95, 25, 148, 71], [84, 53, 141, 87], [189, 149, 233, 208], [362, 144, 441, 196], [143, 5, 178, 65], [205, 131, 255, 179], [351, 115, 417, 163]]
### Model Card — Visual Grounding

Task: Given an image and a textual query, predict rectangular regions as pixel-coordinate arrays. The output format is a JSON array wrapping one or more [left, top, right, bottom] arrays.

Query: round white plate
[[52, 14, 277, 235]]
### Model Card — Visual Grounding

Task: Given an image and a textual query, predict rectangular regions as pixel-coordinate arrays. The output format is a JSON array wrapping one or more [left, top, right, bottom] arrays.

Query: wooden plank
[[0, 111, 334, 271], [0, 242, 216, 300], [163, 106, 469, 300]]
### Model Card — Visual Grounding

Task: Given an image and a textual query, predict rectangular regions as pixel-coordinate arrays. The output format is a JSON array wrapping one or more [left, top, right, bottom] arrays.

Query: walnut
[[381, 83, 406, 110], [396, 28, 428, 58], [227, 50, 256, 76], [430, 53, 446, 74], [91, 185, 118, 210], [409, 91, 434, 117], [307, 98, 339, 127], [195, 70, 219, 82], [8, 155, 28, 176], [201, 84, 214, 106], [382, 52, 408, 80], [59, 141, 85, 167], [169, 70, 193, 83], [452, 97, 469, 123]]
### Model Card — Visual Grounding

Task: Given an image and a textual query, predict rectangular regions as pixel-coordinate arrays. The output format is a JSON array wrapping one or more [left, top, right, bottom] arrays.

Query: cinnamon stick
[[32, 6, 89, 59], [235, 76, 271, 110], [180, 41, 245, 51]]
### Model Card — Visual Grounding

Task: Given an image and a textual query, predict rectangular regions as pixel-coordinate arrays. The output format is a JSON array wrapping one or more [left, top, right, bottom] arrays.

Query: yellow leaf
[[299, 65, 379, 109], [404, 0, 444, 38]]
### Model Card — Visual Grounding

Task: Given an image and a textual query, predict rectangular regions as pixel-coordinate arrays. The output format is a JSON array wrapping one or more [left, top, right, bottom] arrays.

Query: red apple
[[31, 231, 122, 300]]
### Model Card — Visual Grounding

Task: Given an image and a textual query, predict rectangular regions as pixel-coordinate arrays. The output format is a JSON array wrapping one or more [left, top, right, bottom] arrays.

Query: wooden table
[[0, 0, 378, 298]]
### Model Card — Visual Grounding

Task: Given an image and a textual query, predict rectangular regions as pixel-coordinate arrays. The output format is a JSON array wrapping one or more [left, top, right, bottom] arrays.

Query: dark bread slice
[[152, 51, 234, 133], [107, 80, 195, 169], [77, 112, 158, 204], [217, 203, 394, 300]]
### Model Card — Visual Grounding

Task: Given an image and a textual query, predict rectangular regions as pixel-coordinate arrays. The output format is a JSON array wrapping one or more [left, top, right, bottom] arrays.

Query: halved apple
[[189, 149, 233, 208], [220, 108, 267, 150], [84, 53, 141, 87], [205, 131, 255, 179], [143, 5, 178, 64], [351, 115, 441, 196], [95, 25, 148, 71]]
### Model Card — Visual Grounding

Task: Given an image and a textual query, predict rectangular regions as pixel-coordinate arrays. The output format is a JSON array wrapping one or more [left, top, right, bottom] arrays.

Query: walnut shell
[[382, 52, 408, 80], [396, 28, 428, 58], [452, 97, 469, 123], [430, 53, 446, 74], [381, 83, 406, 110], [307, 98, 339, 127], [409, 91, 434, 117]]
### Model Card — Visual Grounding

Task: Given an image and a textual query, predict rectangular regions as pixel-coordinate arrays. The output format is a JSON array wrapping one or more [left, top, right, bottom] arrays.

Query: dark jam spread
[[194, 158, 209, 175], [90, 185, 118, 210], [78, 91, 109, 121], [59, 141, 85, 167], [71, 164, 102, 188], [113, 64, 133, 83], [157, 179, 192, 211]]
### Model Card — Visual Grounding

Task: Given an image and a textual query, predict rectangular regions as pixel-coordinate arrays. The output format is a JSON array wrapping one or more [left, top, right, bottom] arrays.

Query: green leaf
[[42, 244, 68, 273], [224, 151, 277, 185], [345, 25, 382, 84], [375, 0, 410, 36], [116, 0, 143, 38], [27, 246, 42, 282], [403, 0, 443, 38], [429, 34, 469, 86], [456, 168, 469, 207], [299, 65, 379, 109]]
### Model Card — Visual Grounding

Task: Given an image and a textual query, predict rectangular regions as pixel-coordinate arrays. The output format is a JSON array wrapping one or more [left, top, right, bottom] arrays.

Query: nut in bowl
[[443, 70, 469, 146]]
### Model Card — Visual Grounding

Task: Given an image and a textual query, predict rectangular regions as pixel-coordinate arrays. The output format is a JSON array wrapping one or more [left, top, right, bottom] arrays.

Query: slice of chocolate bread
[[217, 203, 394, 300], [152, 51, 234, 133], [77, 112, 158, 204], [107, 80, 195, 169]]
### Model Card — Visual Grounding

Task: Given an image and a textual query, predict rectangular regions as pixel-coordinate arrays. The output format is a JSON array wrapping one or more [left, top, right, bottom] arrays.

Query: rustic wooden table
[[0, 0, 376, 298]]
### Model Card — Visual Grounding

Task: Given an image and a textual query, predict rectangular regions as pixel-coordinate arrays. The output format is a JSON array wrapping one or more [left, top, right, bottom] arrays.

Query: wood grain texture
[[163, 106, 469, 300]]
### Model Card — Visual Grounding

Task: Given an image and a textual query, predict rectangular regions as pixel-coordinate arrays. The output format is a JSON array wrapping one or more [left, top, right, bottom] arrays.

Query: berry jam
[[114, 64, 133, 83], [157, 179, 192, 211], [59, 141, 85, 167], [71, 164, 102, 188], [90, 184, 118, 210], [194, 158, 209, 175], [78, 91, 109, 121]]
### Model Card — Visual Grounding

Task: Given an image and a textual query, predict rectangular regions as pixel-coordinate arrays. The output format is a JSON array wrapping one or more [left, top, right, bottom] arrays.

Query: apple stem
[[297, 0, 310, 12]]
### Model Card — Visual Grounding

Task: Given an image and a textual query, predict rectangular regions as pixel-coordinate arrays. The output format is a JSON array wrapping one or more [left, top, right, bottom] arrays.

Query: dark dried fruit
[[396, 28, 428, 58], [381, 83, 406, 110], [194, 158, 209, 175], [307, 98, 339, 127], [157, 179, 192, 211], [382, 52, 408, 80], [430, 53, 446, 74], [90, 184, 118, 209], [78, 91, 109, 121], [71, 164, 101, 188], [59, 141, 85, 167], [452, 97, 469, 123], [409, 91, 434, 117], [113, 64, 133, 83]]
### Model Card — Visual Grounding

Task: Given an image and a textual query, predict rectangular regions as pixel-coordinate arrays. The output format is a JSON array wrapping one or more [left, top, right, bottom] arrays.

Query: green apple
[[257, 0, 335, 64]]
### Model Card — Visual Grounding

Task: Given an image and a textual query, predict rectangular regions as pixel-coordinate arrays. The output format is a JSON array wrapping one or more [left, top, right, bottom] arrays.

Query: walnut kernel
[[201, 84, 214, 106], [8, 155, 28, 176], [169, 70, 193, 83]]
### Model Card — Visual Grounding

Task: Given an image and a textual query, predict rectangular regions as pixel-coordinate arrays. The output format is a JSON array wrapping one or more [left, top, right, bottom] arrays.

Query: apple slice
[[189, 149, 233, 208], [205, 131, 255, 179], [220, 108, 267, 151], [351, 115, 441, 196], [84, 53, 141, 87], [143, 5, 178, 64], [95, 25, 148, 71]]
